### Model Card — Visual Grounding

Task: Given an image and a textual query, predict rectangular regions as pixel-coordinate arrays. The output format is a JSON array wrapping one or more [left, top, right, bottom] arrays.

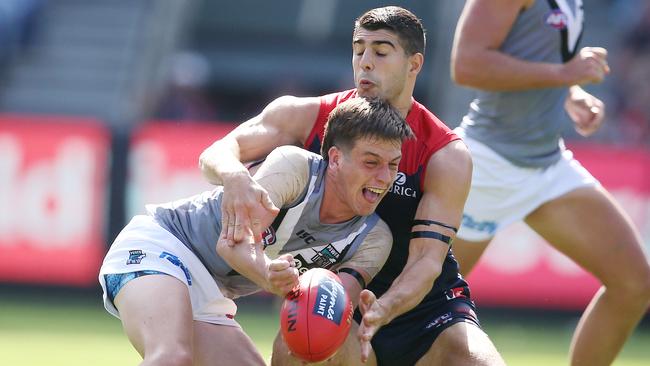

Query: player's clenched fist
[[563, 47, 610, 86], [266, 253, 299, 296]]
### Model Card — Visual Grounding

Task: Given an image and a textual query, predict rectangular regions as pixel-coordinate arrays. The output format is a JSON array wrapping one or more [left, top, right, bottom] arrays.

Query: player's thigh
[[114, 273, 194, 356], [193, 321, 265, 366], [420, 321, 504, 366], [525, 185, 650, 286], [451, 238, 492, 277]]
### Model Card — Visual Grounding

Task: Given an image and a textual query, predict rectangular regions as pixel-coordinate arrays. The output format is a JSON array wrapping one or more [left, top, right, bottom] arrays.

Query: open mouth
[[362, 187, 385, 203]]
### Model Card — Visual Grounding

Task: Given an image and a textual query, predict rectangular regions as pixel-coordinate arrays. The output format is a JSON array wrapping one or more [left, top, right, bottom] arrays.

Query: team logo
[[545, 9, 568, 29], [262, 227, 277, 248], [126, 250, 146, 265], [310, 244, 341, 268], [312, 278, 346, 325]]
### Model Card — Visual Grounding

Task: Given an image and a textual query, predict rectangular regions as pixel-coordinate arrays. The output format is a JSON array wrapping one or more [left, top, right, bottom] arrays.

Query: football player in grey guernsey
[[98, 97, 413, 366]]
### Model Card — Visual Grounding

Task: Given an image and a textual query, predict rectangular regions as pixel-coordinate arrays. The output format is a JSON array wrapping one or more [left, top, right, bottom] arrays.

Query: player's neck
[[319, 177, 356, 224]]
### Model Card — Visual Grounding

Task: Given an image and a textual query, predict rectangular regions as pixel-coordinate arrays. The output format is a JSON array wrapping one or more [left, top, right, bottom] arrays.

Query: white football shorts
[[455, 128, 600, 242], [98, 215, 239, 327]]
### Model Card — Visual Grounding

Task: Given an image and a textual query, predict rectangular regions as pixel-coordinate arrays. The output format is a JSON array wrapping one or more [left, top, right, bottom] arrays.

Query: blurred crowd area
[[0, 0, 649, 146]]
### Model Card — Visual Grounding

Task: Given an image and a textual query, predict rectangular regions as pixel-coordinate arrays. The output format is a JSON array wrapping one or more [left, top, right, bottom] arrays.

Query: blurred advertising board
[[469, 144, 650, 309], [0, 115, 110, 286], [126, 122, 238, 218]]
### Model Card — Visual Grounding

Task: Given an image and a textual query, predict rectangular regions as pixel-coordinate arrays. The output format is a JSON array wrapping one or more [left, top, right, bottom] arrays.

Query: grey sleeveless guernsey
[[460, 0, 584, 168], [146, 152, 380, 298]]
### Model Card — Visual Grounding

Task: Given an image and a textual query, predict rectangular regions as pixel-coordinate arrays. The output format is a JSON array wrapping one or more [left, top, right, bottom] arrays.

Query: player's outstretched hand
[[267, 253, 299, 297], [358, 289, 388, 363], [221, 173, 279, 245]]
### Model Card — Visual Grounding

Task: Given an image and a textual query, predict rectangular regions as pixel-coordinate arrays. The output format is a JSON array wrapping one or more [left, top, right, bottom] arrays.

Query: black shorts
[[354, 287, 481, 366]]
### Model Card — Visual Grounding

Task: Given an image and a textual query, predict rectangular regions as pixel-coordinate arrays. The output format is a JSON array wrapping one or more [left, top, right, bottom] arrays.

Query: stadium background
[[0, 0, 649, 364]]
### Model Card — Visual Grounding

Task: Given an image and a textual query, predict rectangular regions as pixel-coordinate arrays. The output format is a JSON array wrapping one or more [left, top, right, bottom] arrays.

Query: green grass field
[[1, 288, 648, 365]]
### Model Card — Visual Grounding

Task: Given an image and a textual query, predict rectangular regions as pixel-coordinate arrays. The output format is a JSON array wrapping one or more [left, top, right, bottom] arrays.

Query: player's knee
[[427, 323, 504, 366], [608, 264, 650, 303], [627, 270, 650, 303], [143, 347, 193, 366]]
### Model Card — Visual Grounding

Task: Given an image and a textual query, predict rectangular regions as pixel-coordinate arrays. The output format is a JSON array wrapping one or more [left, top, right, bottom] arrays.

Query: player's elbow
[[451, 49, 481, 87], [215, 237, 232, 260]]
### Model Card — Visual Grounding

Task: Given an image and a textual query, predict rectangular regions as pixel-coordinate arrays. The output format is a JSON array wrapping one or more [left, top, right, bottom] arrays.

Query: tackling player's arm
[[451, 0, 608, 91], [199, 96, 321, 243], [216, 146, 311, 296], [336, 219, 392, 308], [357, 140, 472, 361]]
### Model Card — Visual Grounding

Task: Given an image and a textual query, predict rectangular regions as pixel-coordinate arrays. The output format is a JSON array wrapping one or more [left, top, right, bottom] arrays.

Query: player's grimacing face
[[352, 28, 410, 101], [335, 137, 401, 216]]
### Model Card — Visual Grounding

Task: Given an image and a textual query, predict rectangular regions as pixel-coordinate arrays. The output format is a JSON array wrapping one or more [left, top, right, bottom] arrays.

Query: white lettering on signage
[[0, 135, 95, 246], [127, 142, 212, 216]]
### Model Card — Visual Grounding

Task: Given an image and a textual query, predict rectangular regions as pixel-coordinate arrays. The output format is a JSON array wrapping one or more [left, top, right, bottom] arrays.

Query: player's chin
[[356, 204, 379, 217], [356, 88, 379, 99]]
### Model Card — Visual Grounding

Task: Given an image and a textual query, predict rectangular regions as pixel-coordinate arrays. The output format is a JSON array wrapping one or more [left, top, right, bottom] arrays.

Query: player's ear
[[328, 146, 342, 168], [409, 52, 423, 75]]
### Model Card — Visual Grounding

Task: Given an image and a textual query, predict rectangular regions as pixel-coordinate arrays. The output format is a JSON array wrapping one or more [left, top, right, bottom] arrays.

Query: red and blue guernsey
[[304, 89, 469, 302]]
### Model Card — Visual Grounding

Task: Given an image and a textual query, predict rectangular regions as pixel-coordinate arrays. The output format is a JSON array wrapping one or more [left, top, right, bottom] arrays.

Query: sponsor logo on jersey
[[312, 278, 346, 325], [126, 250, 146, 265], [388, 171, 417, 198]]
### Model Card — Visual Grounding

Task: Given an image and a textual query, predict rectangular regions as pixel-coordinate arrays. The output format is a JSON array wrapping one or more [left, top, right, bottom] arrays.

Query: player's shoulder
[[367, 216, 392, 241], [268, 145, 320, 165]]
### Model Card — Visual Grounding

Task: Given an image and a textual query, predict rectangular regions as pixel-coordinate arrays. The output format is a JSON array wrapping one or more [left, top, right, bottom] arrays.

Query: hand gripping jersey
[[148, 146, 390, 298], [305, 90, 467, 302], [461, 0, 584, 168]]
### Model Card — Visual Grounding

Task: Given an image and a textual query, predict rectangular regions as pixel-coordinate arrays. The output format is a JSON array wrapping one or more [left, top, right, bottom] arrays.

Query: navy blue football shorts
[[104, 270, 167, 304], [354, 287, 481, 366]]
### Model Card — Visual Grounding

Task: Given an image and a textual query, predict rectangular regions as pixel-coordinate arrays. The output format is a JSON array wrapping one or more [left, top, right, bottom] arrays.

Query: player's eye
[[365, 161, 378, 167]]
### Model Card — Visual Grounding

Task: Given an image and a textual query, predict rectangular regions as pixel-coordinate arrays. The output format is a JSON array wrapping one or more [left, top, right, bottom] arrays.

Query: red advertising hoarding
[[126, 122, 238, 217], [0, 115, 110, 286]]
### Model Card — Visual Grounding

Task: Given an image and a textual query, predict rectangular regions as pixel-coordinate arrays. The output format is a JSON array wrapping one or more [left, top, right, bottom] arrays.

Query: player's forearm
[[452, 48, 568, 91], [217, 239, 272, 290], [199, 138, 250, 186], [377, 256, 442, 324]]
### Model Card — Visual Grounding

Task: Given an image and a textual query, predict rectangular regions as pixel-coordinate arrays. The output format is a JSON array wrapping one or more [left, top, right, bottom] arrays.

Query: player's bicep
[[411, 140, 472, 256], [224, 95, 321, 163], [455, 0, 530, 52]]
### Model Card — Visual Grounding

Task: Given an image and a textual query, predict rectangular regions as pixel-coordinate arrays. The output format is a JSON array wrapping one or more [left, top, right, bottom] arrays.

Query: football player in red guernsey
[[200, 6, 505, 366]]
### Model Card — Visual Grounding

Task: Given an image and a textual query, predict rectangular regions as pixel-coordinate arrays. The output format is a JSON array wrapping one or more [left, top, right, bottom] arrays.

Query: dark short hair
[[321, 97, 414, 161], [354, 6, 426, 56]]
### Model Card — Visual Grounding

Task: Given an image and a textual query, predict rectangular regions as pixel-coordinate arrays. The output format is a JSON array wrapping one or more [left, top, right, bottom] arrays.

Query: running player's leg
[[194, 321, 265, 366], [419, 321, 505, 366], [525, 185, 650, 366], [451, 238, 491, 277], [114, 273, 194, 366]]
